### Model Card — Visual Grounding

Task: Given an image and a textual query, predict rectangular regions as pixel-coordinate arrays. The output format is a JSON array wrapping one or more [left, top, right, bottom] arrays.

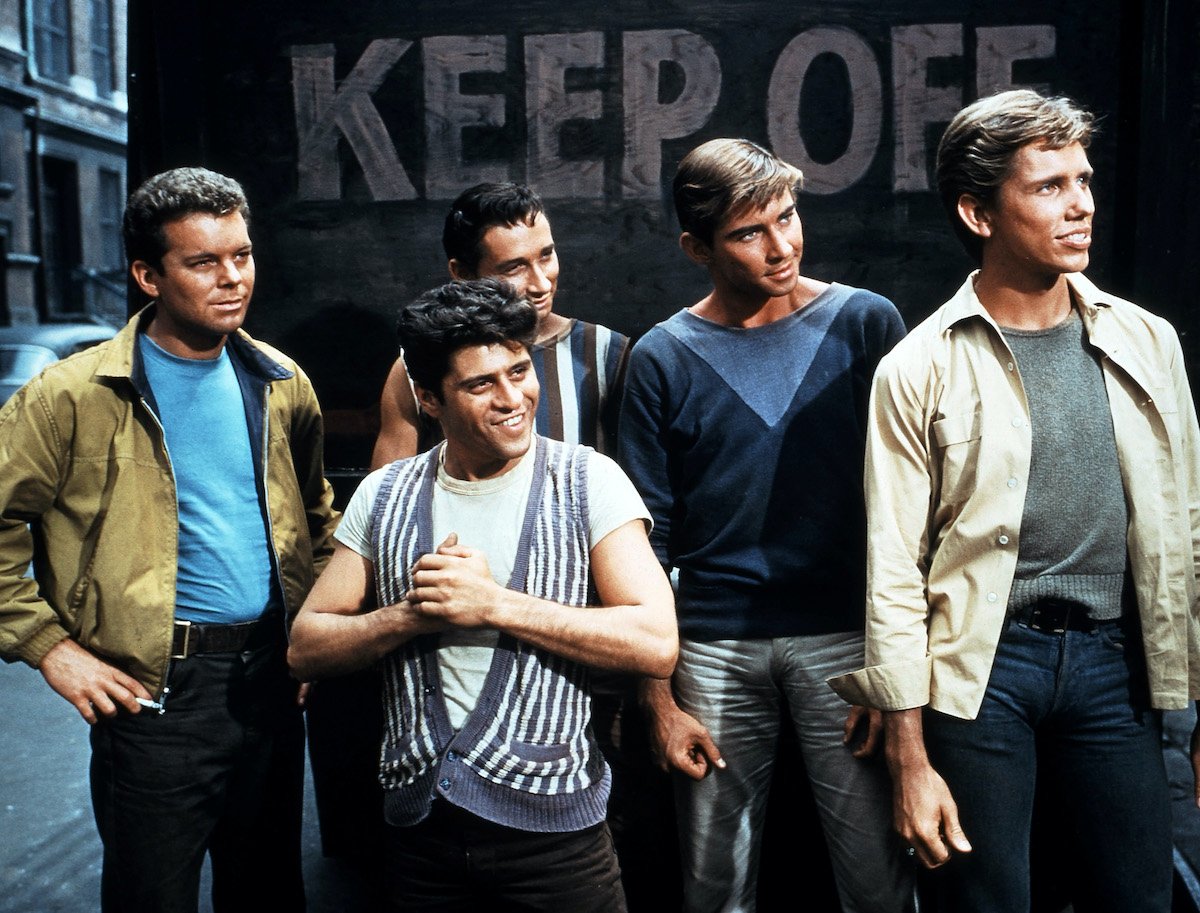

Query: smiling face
[[451, 213, 560, 327], [693, 190, 804, 305], [416, 341, 540, 481], [972, 140, 1094, 284], [132, 210, 254, 359]]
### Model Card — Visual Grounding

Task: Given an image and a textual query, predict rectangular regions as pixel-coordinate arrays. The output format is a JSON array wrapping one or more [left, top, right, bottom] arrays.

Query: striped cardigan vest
[[370, 436, 610, 832]]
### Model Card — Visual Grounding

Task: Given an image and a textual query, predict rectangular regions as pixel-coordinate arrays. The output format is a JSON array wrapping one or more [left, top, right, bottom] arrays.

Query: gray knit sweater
[[1002, 311, 1128, 620]]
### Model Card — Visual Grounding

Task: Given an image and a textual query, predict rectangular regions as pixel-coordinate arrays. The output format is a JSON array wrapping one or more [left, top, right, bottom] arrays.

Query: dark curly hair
[[123, 167, 250, 270], [397, 279, 537, 399]]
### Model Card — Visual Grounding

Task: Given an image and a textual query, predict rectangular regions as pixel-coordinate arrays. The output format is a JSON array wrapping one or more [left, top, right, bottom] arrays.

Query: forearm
[[884, 707, 933, 778], [638, 674, 678, 712], [288, 602, 437, 681], [488, 589, 677, 678]]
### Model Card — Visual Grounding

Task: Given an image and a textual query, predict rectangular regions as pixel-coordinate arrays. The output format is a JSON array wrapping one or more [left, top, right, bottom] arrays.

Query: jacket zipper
[[140, 393, 176, 713], [260, 385, 290, 635]]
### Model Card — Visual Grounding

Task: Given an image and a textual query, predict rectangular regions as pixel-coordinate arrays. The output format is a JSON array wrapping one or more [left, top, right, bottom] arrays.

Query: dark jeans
[[923, 617, 1172, 913], [384, 799, 627, 912], [591, 690, 681, 913], [89, 635, 306, 913]]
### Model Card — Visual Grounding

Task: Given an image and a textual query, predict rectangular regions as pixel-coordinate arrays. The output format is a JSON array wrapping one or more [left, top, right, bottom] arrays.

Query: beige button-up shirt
[[830, 272, 1200, 719]]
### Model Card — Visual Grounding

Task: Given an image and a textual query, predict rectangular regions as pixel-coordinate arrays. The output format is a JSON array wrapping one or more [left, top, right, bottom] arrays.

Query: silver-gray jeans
[[673, 632, 915, 913]]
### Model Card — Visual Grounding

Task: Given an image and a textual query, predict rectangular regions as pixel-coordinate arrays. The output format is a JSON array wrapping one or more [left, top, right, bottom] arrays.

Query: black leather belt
[[1011, 598, 1108, 634], [170, 614, 279, 659]]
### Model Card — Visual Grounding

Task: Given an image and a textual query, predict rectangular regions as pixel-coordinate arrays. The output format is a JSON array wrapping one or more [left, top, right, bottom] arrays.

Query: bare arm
[[288, 544, 445, 681], [370, 357, 422, 469], [408, 521, 678, 678], [883, 708, 972, 868]]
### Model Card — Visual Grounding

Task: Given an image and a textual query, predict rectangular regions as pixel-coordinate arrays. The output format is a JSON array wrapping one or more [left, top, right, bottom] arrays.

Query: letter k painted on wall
[[291, 40, 417, 201]]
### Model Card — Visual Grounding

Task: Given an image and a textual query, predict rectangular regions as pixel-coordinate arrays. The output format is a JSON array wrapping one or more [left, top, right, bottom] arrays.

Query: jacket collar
[[94, 304, 293, 386], [938, 270, 1159, 398], [937, 270, 1114, 337]]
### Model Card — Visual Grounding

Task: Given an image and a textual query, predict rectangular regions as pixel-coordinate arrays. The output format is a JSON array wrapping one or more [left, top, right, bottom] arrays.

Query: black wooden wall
[[127, 0, 1200, 470]]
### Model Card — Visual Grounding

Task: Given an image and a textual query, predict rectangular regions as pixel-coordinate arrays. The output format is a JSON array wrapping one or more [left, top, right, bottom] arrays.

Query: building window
[[90, 0, 115, 97], [32, 0, 72, 84], [40, 157, 83, 315], [99, 169, 123, 272]]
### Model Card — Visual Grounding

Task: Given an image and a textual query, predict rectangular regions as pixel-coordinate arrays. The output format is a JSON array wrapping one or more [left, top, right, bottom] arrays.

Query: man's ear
[[679, 232, 712, 268], [448, 259, 471, 281], [130, 260, 161, 299], [956, 193, 993, 241], [414, 383, 442, 419]]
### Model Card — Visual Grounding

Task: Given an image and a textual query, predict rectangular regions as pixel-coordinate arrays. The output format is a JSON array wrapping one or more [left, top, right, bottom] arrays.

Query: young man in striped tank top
[[290, 279, 676, 911], [371, 182, 630, 465]]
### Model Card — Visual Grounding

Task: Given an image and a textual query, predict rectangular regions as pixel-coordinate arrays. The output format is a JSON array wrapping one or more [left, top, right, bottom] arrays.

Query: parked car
[[0, 322, 117, 404]]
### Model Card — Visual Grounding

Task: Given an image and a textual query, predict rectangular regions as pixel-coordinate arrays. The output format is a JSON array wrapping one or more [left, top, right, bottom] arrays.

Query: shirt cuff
[[827, 657, 932, 711]]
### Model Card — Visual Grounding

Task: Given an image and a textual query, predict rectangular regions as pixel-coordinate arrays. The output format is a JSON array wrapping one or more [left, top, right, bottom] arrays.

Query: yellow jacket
[[830, 273, 1200, 719], [0, 307, 338, 697]]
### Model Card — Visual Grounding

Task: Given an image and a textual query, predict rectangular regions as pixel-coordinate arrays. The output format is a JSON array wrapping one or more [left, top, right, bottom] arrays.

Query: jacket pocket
[[1150, 384, 1181, 443], [932, 410, 982, 505]]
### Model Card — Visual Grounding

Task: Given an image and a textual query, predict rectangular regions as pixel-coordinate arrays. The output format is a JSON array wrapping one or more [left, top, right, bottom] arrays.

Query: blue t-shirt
[[139, 334, 276, 623], [618, 283, 906, 640]]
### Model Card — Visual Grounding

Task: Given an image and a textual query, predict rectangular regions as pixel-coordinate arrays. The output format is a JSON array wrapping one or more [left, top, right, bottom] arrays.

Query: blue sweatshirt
[[618, 283, 905, 641]]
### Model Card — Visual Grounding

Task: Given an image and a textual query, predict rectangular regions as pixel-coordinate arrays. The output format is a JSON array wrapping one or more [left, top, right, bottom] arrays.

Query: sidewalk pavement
[[0, 659, 377, 913]]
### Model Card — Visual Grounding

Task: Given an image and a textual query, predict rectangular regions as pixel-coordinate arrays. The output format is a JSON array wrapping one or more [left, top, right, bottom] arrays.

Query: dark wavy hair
[[397, 279, 538, 399], [123, 167, 250, 269], [442, 182, 546, 274]]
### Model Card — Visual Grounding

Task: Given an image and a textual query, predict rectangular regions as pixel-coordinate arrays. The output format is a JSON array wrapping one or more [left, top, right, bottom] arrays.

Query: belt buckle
[[171, 619, 192, 659], [1033, 600, 1069, 634]]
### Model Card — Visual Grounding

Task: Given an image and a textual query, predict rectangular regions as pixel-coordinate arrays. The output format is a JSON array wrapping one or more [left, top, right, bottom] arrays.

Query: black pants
[[89, 636, 306, 913], [385, 799, 627, 912]]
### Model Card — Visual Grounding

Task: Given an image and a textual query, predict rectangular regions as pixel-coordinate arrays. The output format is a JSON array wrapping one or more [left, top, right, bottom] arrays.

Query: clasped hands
[[405, 532, 499, 629]]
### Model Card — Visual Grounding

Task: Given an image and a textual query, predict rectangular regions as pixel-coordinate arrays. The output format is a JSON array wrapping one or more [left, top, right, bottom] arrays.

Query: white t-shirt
[[335, 443, 650, 729]]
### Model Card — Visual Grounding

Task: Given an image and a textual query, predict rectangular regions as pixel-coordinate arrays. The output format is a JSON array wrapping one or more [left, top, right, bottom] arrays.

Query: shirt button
[[1007, 362, 1015, 372], [1007, 478, 1018, 489], [1011, 417, 1023, 428], [998, 535, 1010, 545], [424, 685, 436, 694], [987, 592, 998, 603], [439, 778, 451, 790], [447, 750, 458, 761]]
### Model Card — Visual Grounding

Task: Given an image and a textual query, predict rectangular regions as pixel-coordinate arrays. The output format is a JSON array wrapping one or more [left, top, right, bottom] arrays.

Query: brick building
[[0, 0, 127, 327]]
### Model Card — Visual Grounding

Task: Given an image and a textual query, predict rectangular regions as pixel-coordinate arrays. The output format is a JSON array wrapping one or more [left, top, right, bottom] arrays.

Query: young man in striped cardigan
[[290, 279, 676, 912]]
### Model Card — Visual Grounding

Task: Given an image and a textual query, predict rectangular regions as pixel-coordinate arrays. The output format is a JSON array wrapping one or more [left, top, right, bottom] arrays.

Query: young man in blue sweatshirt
[[618, 138, 913, 912]]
